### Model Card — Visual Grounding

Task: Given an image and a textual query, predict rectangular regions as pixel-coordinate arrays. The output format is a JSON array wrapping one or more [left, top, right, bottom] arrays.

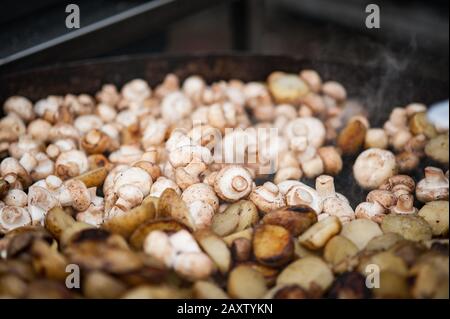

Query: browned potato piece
[[230, 237, 252, 262], [277, 256, 334, 291], [418, 201, 449, 236], [253, 224, 294, 267], [158, 188, 194, 229], [227, 265, 268, 299], [327, 272, 372, 299], [44, 206, 76, 240], [262, 205, 317, 236], [373, 271, 410, 299], [272, 285, 309, 299], [410, 253, 449, 299], [73, 167, 108, 188], [103, 199, 155, 238], [425, 133, 449, 164], [409, 112, 437, 138], [194, 229, 231, 274], [211, 200, 258, 236], [365, 233, 404, 252], [30, 240, 68, 281], [298, 216, 341, 250], [341, 219, 383, 250], [121, 285, 192, 299], [193, 281, 229, 299], [129, 219, 190, 250], [59, 222, 96, 248], [337, 118, 367, 155], [242, 262, 279, 286], [268, 72, 309, 105], [357, 251, 408, 277], [223, 228, 253, 246], [0, 275, 27, 298], [323, 235, 359, 266], [381, 215, 432, 242], [83, 271, 127, 299]]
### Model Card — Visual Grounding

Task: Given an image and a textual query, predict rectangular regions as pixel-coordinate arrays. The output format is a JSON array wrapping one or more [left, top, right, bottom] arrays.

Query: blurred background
[[0, 0, 448, 82]]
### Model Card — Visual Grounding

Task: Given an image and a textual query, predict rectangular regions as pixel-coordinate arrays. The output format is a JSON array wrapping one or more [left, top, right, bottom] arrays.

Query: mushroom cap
[[150, 177, 181, 197], [63, 179, 91, 211], [322, 196, 355, 224], [355, 201, 386, 224], [249, 182, 286, 213], [55, 150, 89, 179], [186, 201, 215, 229], [143, 230, 175, 268], [0, 206, 32, 233], [416, 167, 449, 202], [214, 165, 253, 202], [113, 167, 152, 197], [161, 92, 193, 124], [173, 252, 214, 280], [285, 117, 326, 148], [283, 182, 323, 215], [181, 183, 219, 211], [353, 148, 397, 190], [3, 189, 28, 207], [366, 190, 397, 208], [0, 157, 32, 187], [4, 96, 34, 122], [121, 79, 151, 103]]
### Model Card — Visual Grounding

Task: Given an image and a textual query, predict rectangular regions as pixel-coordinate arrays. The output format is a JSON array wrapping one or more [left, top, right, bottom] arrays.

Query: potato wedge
[[277, 256, 334, 291], [194, 230, 231, 274], [357, 251, 408, 277], [299, 216, 341, 250], [341, 219, 383, 250], [253, 224, 294, 267], [338, 118, 367, 155], [323, 235, 359, 266], [193, 281, 229, 299], [121, 285, 192, 299], [44, 206, 76, 240], [227, 265, 268, 299], [158, 188, 194, 229], [73, 167, 108, 188], [373, 271, 410, 298], [211, 200, 258, 236], [381, 214, 432, 242], [223, 228, 253, 246], [103, 199, 156, 238], [129, 219, 190, 250], [262, 205, 317, 236], [59, 222, 97, 248], [409, 112, 437, 138], [30, 240, 68, 281], [83, 271, 127, 299], [418, 201, 449, 236]]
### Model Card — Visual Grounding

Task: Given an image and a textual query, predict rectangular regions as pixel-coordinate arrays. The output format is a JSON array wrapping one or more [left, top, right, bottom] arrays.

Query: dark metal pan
[[0, 54, 448, 205]]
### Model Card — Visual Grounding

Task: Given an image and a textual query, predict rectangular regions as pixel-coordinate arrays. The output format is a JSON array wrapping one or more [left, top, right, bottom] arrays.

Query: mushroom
[[355, 201, 387, 223], [299, 70, 322, 93], [96, 84, 121, 107], [161, 91, 193, 124], [365, 128, 389, 149], [322, 81, 347, 102], [0, 157, 32, 188], [3, 189, 28, 207], [150, 176, 181, 197], [57, 179, 92, 212], [0, 206, 32, 233], [181, 183, 219, 229], [317, 146, 343, 176], [390, 194, 417, 215], [249, 182, 286, 213], [175, 161, 207, 190], [379, 175, 415, 198], [278, 180, 322, 214], [353, 148, 397, 190], [81, 129, 112, 154], [3, 96, 34, 122], [8, 135, 43, 159], [366, 190, 397, 209], [0, 114, 26, 143], [315, 175, 354, 223], [109, 145, 143, 165], [120, 79, 151, 109], [214, 165, 254, 202], [55, 150, 89, 180], [416, 167, 449, 202], [284, 117, 326, 149]]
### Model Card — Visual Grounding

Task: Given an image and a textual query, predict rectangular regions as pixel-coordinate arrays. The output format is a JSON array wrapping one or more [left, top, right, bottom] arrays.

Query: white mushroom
[[181, 183, 219, 229], [161, 92, 193, 124], [150, 176, 181, 197], [55, 150, 89, 179], [416, 167, 449, 203], [249, 182, 286, 213], [3, 96, 34, 122], [278, 180, 322, 214], [0, 206, 32, 233], [353, 148, 397, 190], [214, 165, 254, 202]]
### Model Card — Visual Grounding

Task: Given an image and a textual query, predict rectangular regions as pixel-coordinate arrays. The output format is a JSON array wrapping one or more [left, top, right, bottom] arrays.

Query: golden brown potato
[[129, 219, 190, 250], [341, 219, 383, 250], [121, 285, 192, 299], [193, 281, 229, 299], [357, 251, 409, 277], [337, 118, 367, 155], [223, 228, 253, 246], [298, 216, 341, 250], [418, 201, 449, 236], [83, 271, 127, 299], [211, 200, 258, 237], [410, 253, 449, 299], [323, 235, 359, 266], [365, 233, 404, 252], [103, 199, 155, 238], [381, 214, 432, 242], [253, 224, 294, 267], [158, 188, 194, 228], [30, 240, 68, 281], [373, 271, 411, 299], [44, 206, 76, 240], [241, 262, 279, 286], [194, 229, 231, 274], [262, 205, 317, 236], [277, 256, 334, 291], [73, 167, 108, 188], [227, 265, 268, 299], [425, 133, 449, 164], [409, 112, 437, 138]]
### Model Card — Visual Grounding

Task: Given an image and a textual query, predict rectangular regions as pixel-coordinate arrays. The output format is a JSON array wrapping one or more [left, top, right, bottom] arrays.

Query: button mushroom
[[353, 148, 397, 190], [416, 167, 449, 202]]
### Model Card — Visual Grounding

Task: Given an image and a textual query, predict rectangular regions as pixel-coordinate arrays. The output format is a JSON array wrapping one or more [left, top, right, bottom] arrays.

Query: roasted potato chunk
[[253, 224, 294, 267]]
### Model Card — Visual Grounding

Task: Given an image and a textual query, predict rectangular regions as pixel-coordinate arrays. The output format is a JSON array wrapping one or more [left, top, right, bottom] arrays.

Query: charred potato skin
[[262, 205, 317, 236], [252, 224, 294, 268]]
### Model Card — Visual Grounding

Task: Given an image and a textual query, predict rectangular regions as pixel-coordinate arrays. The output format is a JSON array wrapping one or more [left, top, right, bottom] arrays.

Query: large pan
[[0, 54, 448, 206]]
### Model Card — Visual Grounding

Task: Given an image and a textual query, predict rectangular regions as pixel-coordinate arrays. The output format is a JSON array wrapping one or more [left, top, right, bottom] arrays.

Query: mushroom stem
[[232, 176, 249, 192], [316, 175, 336, 198]]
